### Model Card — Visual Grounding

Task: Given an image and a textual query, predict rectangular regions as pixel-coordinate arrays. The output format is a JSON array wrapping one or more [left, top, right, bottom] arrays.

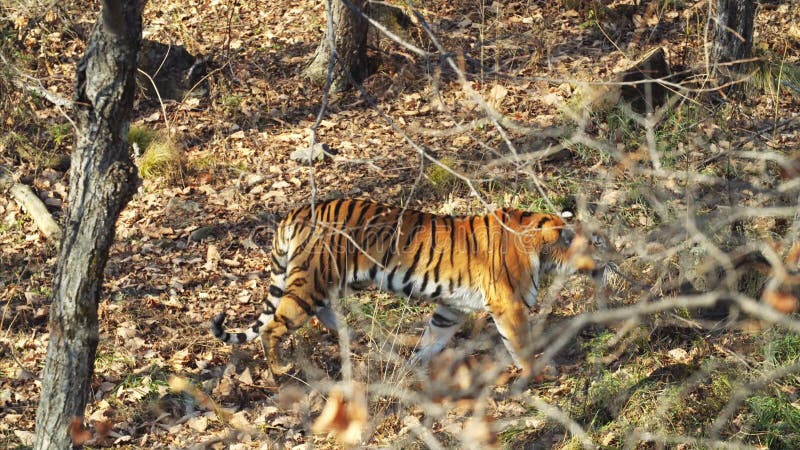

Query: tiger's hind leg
[[315, 306, 340, 332], [262, 292, 315, 376], [412, 305, 467, 367]]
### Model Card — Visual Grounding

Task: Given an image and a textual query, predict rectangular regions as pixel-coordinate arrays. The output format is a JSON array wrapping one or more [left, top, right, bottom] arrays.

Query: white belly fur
[[359, 268, 485, 313], [440, 286, 486, 313]]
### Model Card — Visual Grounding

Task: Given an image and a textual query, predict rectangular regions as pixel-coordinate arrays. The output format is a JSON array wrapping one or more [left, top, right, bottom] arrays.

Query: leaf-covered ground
[[2, 0, 800, 448]]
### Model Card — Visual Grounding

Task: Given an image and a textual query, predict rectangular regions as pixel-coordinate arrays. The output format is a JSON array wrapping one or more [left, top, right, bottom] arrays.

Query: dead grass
[[133, 128, 183, 182]]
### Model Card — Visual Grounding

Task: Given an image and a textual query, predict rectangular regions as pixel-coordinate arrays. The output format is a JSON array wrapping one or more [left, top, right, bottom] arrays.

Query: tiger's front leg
[[486, 297, 533, 375]]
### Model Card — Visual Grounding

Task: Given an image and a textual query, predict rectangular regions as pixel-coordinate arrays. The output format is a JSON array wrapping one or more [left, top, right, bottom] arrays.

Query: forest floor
[[2, 0, 800, 448]]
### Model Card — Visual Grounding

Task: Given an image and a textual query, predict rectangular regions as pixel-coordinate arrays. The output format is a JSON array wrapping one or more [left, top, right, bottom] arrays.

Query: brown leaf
[[94, 419, 113, 439], [667, 348, 690, 363], [222, 258, 241, 268], [69, 417, 92, 446], [278, 385, 306, 409], [601, 432, 617, 446], [229, 411, 253, 431], [170, 376, 231, 420], [488, 84, 508, 109], [312, 386, 367, 447], [461, 416, 497, 448], [187, 416, 208, 432], [205, 244, 220, 271], [238, 367, 253, 385], [196, 172, 213, 185], [452, 135, 471, 148], [215, 377, 235, 397], [170, 348, 192, 370], [13, 430, 34, 446], [786, 242, 800, 269]]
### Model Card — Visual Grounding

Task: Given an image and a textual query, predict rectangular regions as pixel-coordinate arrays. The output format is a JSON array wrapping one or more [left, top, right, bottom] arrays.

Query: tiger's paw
[[530, 365, 559, 383], [496, 366, 523, 386], [504, 364, 560, 388], [269, 362, 295, 378]]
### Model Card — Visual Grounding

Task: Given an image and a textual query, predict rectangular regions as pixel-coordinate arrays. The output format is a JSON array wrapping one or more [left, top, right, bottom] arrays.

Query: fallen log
[[0, 165, 62, 241]]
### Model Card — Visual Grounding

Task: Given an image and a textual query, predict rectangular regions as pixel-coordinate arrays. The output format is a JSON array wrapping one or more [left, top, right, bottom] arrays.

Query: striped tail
[[210, 301, 277, 344], [211, 214, 288, 345]]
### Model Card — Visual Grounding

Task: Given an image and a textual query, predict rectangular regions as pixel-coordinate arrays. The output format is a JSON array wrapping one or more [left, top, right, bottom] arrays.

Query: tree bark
[[711, 0, 755, 81], [304, 0, 371, 91], [33, 1, 143, 449]]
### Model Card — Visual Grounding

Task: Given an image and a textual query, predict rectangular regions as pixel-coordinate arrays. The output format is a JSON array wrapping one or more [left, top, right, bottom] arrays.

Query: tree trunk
[[33, 1, 142, 449], [304, 0, 371, 91], [712, 0, 755, 82]]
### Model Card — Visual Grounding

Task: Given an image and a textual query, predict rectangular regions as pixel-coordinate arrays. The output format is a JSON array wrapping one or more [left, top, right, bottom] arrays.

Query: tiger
[[211, 198, 601, 376]]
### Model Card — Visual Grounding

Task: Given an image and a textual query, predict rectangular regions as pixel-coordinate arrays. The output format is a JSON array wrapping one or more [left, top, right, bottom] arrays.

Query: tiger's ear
[[540, 216, 571, 245], [546, 211, 574, 245]]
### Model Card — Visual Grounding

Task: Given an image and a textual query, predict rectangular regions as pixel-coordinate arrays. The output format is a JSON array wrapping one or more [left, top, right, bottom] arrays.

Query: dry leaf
[[170, 348, 191, 370], [238, 367, 254, 385], [278, 385, 306, 409], [667, 348, 690, 363], [88, 403, 112, 421], [786, 242, 800, 268], [488, 84, 508, 109], [69, 417, 92, 446], [312, 386, 367, 447], [460, 416, 497, 449], [187, 416, 209, 432], [13, 430, 34, 446], [453, 135, 471, 148], [229, 411, 254, 431], [601, 431, 617, 446], [196, 172, 213, 185], [116, 325, 137, 340], [290, 143, 326, 163], [455, 364, 472, 390], [222, 258, 241, 268], [216, 377, 235, 397], [205, 244, 220, 271], [168, 375, 190, 393], [170, 376, 229, 419], [94, 419, 113, 439]]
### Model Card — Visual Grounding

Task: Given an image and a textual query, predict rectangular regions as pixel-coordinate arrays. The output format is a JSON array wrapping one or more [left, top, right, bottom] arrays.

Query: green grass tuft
[[426, 157, 462, 193], [764, 332, 800, 367], [746, 394, 800, 449], [751, 56, 800, 97], [223, 95, 242, 109], [582, 330, 616, 364], [48, 122, 73, 147], [129, 124, 159, 153]]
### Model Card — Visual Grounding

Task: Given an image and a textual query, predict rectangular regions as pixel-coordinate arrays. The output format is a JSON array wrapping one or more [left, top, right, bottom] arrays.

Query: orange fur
[[212, 198, 596, 375]]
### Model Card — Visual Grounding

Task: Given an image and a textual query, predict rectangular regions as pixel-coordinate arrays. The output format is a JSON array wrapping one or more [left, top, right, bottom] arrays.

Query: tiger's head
[[514, 210, 606, 276]]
